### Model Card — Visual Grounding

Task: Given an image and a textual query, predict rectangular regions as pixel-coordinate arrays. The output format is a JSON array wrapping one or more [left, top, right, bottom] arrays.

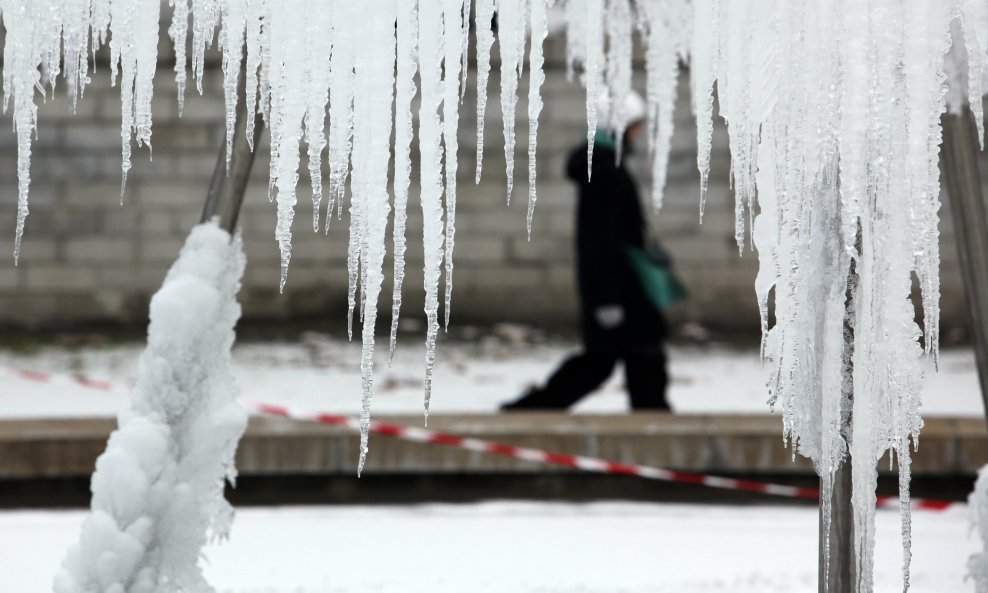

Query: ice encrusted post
[[819, 231, 860, 593], [54, 222, 247, 593], [941, 108, 988, 420], [200, 54, 266, 233], [969, 466, 988, 593]]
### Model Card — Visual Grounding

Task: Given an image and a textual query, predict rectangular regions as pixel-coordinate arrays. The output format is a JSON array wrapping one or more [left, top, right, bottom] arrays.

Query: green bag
[[625, 243, 688, 311]]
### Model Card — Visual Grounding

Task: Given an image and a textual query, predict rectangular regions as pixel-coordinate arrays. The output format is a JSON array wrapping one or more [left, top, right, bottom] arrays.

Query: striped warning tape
[[0, 365, 956, 509], [250, 402, 954, 511], [0, 366, 124, 392]]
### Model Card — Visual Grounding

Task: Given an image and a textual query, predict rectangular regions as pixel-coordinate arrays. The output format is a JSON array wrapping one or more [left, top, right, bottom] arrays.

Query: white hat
[[595, 89, 647, 133]]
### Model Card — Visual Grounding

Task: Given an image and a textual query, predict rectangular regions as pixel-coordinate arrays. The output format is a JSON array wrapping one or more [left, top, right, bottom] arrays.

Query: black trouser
[[503, 348, 669, 411]]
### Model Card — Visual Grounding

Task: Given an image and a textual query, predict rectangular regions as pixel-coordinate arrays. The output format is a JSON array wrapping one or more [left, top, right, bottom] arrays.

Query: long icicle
[[390, 0, 419, 359], [418, 0, 447, 422], [527, 0, 549, 238]]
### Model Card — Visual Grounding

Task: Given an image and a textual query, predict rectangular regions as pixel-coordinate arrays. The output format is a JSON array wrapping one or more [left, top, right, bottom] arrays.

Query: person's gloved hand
[[594, 304, 625, 329]]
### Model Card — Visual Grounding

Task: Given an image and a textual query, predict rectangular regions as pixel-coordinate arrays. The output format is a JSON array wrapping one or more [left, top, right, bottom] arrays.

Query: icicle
[[604, 0, 632, 163], [690, 0, 718, 217], [474, 0, 495, 183], [220, 0, 247, 172], [959, 2, 987, 148], [584, 0, 604, 178], [346, 183, 363, 340], [62, 0, 93, 113], [498, 0, 524, 203], [390, 0, 419, 359], [328, 0, 356, 227], [90, 0, 112, 51], [905, 1, 948, 362], [191, 0, 219, 96], [418, 0, 447, 421], [527, 0, 549, 238], [266, 0, 307, 292], [837, 0, 868, 259], [460, 0, 472, 100], [968, 466, 988, 593], [303, 0, 332, 231], [442, 0, 465, 330], [354, 0, 396, 476], [563, 0, 587, 81], [243, 0, 266, 151], [169, 0, 191, 115], [718, 0, 755, 253], [635, 0, 686, 211], [2, 3, 40, 263], [112, 0, 161, 200]]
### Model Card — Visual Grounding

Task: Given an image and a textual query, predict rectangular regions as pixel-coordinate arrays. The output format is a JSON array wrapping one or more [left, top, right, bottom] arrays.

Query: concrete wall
[[0, 37, 974, 336]]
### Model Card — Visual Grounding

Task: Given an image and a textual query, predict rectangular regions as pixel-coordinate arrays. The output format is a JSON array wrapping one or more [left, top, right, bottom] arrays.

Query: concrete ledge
[[0, 414, 984, 480]]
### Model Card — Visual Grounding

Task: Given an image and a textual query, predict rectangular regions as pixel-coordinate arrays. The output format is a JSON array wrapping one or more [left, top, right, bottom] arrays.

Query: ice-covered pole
[[54, 221, 248, 593], [942, 15, 988, 423], [819, 233, 860, 593], [941, 108, 988, 422], [943, 106, 988, 414], [821, 456, 856, 592], [968, 466, 988, 593], [200, 54, 266, 234]]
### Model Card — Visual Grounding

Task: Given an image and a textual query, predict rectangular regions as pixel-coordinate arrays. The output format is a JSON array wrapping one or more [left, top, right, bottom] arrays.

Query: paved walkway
[[2, 413, 984, 481]]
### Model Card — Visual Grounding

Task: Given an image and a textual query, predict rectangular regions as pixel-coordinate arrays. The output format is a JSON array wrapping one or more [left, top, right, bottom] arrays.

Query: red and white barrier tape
[[0, 366, 124, 392], [250, 403, 954, 511], [0, 365, 956, 510]]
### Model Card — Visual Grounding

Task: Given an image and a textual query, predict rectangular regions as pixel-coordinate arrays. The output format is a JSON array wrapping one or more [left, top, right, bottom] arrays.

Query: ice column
[[352, 0, 397, 474], [442, 0, 466, 328], [497, 0, 525, 203], [54, 222, 247, 593], [391, 0, 419, 357], [694, 3, 963, 591], [969, 466, 988, 593], [527, 0, 549, 236], [635, 0, 690, 211], [418, 0, 447, 421]]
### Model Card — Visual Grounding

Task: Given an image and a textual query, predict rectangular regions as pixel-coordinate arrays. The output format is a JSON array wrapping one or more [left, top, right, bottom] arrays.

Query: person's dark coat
[[565, 141, 666, 354]]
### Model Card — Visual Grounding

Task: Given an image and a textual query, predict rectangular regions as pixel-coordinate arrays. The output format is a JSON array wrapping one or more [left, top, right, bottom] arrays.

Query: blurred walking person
[[502, 90, 682, 412]]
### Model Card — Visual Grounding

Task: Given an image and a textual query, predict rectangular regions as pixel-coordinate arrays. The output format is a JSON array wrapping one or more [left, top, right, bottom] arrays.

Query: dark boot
[[500, 352, 617, 411]]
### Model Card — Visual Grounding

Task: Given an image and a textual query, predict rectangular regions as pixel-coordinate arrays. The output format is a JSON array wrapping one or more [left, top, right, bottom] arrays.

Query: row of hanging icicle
[[2, 2, 988, 591]]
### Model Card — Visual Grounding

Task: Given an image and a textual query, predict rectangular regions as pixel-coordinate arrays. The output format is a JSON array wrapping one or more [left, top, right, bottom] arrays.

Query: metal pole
[[942, 107, 988, 421], [821, 456, 856, 593], [820, 230, 860, 593], [200, 58, 265, 233]]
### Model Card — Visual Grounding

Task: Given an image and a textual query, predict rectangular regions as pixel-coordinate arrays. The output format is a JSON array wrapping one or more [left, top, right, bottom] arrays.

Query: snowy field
[[0, 501, 975, 593], [0, 334, 981, 419]]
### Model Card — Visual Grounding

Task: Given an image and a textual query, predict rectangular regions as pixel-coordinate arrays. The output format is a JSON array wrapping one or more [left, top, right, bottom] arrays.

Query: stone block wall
[[0, 36, 973, 337]]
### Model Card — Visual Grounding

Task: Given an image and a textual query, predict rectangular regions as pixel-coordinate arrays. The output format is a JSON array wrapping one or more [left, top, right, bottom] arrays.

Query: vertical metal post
[[821, 451, 856, 592], [942, 107, 988, 421], [820, 231, 860, 593], [200, 58, 266, 233]]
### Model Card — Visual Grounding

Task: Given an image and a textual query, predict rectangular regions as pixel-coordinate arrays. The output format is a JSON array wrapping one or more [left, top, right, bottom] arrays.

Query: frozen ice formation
[[970, 466, 988, 593], [53, 221, 247, 593]]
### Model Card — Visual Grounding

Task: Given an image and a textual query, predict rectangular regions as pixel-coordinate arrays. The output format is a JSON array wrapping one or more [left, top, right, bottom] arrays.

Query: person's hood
[[566, 133, 619, 183], [596, 90, 647, 134]]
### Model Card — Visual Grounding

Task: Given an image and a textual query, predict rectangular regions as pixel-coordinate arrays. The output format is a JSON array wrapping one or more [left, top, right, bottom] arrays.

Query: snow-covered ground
[[0, 335, 982, 419], [0, 501, 974, 593]]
